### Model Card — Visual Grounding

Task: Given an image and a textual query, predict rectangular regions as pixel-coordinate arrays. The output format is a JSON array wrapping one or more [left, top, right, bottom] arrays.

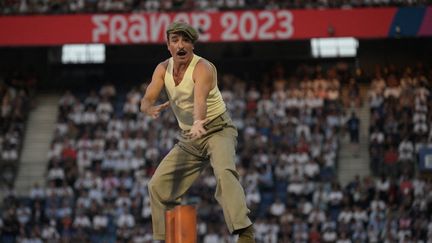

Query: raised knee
[[148, 178, 159, 195], [148, 177, 170, 202]]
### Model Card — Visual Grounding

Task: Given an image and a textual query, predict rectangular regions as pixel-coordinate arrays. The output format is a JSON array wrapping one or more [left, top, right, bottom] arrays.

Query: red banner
[[0, 8, 397, 46]]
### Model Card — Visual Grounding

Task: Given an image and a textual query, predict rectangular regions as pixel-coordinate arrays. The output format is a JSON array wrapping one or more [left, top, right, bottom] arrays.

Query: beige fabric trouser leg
[[148, 113, 252, 240]]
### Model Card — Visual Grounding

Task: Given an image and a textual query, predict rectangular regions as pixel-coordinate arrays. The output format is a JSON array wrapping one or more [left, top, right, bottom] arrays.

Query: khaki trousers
[[148, 112, 252, 240]]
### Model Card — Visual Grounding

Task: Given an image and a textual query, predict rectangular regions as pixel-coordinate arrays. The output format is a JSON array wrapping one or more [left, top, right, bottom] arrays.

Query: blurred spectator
[[383, 145, 398, 177], [346, 78, 362, 108], [347, 111, 360, 143], [269, 198, 286, 217], [1, 208, 20, 243], [41, 220, 60, 241]]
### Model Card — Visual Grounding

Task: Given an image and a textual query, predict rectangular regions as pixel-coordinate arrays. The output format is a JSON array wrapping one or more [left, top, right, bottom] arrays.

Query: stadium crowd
[[1, 64, 432, 242], [1, 0, 431, 15], [0, 74, 35, 188], [368, 64, 432, 178]]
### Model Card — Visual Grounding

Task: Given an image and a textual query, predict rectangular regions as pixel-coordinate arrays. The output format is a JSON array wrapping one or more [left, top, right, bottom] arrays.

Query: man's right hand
[[141, 101, 169, 119]]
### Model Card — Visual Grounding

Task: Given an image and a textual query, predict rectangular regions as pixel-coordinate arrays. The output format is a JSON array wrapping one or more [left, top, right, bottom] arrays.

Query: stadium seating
[[368, 65, 432, 178], [1, 0, 430, 15], [0, 76, 34, 188]]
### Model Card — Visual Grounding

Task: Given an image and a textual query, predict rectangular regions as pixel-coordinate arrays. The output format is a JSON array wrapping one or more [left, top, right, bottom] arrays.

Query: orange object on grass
[[165, 205, 197, 243]]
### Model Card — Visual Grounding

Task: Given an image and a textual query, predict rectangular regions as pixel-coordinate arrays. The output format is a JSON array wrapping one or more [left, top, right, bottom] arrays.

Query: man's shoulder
[[196, 56, 213, 66], [195, 57, 215, 73], [153, 59, 170, 77], [157, 59, 170, 70]]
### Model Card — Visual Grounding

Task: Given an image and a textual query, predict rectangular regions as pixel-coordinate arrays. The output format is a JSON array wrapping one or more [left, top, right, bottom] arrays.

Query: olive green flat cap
[[166, 22, 199, 43]]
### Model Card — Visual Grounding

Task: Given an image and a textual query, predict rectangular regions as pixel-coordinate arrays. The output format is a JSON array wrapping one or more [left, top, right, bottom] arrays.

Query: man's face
[[167, 32, 194, 63]]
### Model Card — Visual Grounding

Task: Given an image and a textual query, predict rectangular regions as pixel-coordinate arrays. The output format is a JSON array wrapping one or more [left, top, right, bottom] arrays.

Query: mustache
[[177, 49, 187, 55]]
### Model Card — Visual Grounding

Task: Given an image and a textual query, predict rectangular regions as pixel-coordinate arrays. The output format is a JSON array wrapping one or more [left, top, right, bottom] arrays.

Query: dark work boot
[[237, 225, 255, 243]]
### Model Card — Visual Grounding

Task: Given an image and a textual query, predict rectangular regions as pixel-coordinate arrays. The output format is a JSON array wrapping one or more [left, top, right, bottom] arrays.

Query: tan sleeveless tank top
[[164, 54, 226, 130]]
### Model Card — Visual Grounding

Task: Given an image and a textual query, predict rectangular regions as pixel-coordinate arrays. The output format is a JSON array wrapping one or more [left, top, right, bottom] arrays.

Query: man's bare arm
[[187, 60, 215, 138], [193, 60, 215, 121], [140, 61, 170, 118]]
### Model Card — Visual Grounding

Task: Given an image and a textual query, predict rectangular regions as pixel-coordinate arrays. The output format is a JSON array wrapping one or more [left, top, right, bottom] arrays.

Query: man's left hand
[[187, 118, 209, 139]]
